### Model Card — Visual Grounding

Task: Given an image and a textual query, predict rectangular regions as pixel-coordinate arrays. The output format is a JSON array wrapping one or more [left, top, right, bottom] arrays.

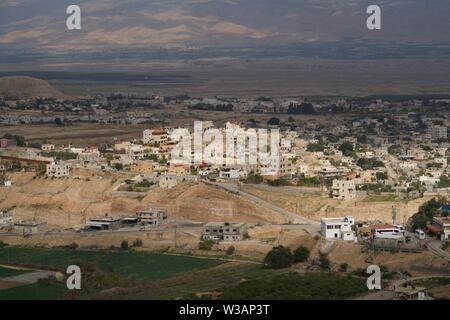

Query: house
[[131, 161, 154, 174], [86, 214, 122, 230], [0, 138, 17, 149], [202, 222, 247, 241], [143, 128, 168, 145], [14, 220, 48, 235], [331, 179, 356, 200], [46, 161, 70, 177], [136, 208, 167, 226], [41, 144, 55, 151], [0, 210, 13, 226], [427, 217, 450, 240], [320, 216, 355, 241], [159, 174, 178, 189], [219, 168, 247, 180]]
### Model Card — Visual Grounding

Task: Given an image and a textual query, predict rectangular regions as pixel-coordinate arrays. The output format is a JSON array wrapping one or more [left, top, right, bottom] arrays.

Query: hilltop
[[0, 76, 65, 99]]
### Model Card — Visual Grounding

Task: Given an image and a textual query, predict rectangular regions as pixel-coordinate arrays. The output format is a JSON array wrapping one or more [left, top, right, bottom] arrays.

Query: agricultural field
[[0, 247, 223, 280], [0, 266, 31, 278]]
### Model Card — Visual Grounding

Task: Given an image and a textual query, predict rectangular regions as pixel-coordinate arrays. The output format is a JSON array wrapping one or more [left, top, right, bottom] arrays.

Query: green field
[[0, 266, 31, 279], [0, 247, 223, 280], [0, 280, 69, 300]]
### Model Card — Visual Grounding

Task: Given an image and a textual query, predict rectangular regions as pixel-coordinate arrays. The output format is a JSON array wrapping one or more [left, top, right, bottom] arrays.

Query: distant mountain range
[[1, 0, 449, 54]]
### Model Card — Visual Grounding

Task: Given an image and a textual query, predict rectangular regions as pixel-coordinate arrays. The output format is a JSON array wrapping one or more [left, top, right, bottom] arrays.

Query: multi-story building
[[136, 208, 167, 226], [143, 128, 168, 145], [202, 222, 247, 241], [331, 179, 356, 200], [320, 216, 355, 241], [427, 125, 448, 140], [46, 161, 70, 177]]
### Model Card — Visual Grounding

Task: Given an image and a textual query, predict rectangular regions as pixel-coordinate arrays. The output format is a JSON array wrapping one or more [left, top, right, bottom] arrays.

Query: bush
[[226, 246, 236, 256], [68, 242, 78, 250], [318, 253, 330, 269], [120, 240, 129, 250], [133, 239, 143, 247], [263, 246, 294, 269], [293, 246, 310, 263], [0, 241, 8, 248], [198, 240, 215, 251], [339, 263, 349, 273]]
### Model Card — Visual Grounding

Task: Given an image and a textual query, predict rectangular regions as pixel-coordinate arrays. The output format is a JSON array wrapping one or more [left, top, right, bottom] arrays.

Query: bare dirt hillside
[[0, 171, 287, 229], [0, 76, 65, 99]]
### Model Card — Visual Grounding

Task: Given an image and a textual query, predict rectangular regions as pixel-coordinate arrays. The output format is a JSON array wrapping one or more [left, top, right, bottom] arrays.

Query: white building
[[321, 216, 355, 241], [427, 125, 447, 140], [46, 161, 70, 177], [159, 174, 178, 189], [331, 179, 356, 200]]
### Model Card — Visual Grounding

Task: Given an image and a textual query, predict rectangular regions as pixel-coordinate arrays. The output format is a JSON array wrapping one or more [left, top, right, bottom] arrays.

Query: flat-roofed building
[[428, 216, 450, 240], [86, 214, 122, 230], [202, 222, 247, 241], [14, 220, 48, 235], [331, 179, 356, 200], [136, 208, 167, 226], [46, 161, 70, 177], [321, 216, 355, 241]]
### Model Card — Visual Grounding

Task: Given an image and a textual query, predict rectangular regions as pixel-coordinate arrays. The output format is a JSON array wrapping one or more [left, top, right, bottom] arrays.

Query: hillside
[[0, 170, 287, 229], [0, 76, 65, 99]]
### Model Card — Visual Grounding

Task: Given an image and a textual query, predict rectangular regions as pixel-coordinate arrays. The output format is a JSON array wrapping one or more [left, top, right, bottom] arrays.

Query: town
[[0, 91, 449, 300]]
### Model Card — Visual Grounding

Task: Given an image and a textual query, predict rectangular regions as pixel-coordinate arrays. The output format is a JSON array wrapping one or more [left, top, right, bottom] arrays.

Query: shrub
[[68, 242, 78, 250], [318, 253, 330, 269], [120, 240, 129, 250], [293, 246, 310, 263], [0, 241, 8, 248], [198, 240, 215, 251], [263, 246, 294, 269], [339, 263, 349, 273], [133, 238, 143, 247], [226, 246, 236, 256]]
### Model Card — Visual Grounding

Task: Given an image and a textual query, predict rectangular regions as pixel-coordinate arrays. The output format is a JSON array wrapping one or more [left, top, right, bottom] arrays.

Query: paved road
[[204, 181, 320, 232], [426, 240, 450, 261]]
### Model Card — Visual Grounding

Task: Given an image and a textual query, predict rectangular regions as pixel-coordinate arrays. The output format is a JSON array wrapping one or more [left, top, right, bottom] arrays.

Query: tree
[[113, 163, 123, 171], [293, 246, 310, 263], [338, 142, 354, 157], [306, 142, 324, 152], [263, 246, 294, 269], [438, 176, 450, 188], [267, 117, 280, 126], [120, 240, 129, 250], [226, 246, 236, 256], [318, 253, 330, 269], [54, 117, 64, 126], [199, 240, 215, 251], [376, 172, 388, 181]]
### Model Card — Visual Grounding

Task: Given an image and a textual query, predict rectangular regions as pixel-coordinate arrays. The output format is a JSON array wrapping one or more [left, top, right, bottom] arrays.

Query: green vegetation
[[219, 273, 367, 300], [410, 197, 447, 230], [438, 176, 450, 188], [198, 240, 215, 251], [0, 278, 69, 300], [339, 142, 354, 157], [357, 158, 385, 170], [0, 247, 222, 280], [293, 246, 310, 263], [0, 266, 31, 278], [267, 178, 290, 187], [306, 142, 324, 152], [296, 175, 321, 187], [263, 246, 294, 269], [41, 151, 77, 160], [242, 172, 263, 184]]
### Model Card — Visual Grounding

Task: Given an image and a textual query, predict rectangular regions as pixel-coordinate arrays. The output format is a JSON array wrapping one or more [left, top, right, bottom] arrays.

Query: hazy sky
[[0, 0, 449, 52]]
